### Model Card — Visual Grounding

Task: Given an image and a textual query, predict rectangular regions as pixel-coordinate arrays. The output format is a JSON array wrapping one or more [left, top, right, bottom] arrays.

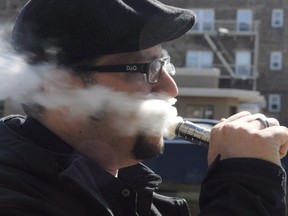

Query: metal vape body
[[175, 120, 211, 148]]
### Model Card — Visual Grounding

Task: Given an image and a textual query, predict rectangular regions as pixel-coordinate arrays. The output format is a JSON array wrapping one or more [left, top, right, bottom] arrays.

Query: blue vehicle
[[144, 118, 219, 183], [144, 118, 288, 213], [145, 118, 288, 182]]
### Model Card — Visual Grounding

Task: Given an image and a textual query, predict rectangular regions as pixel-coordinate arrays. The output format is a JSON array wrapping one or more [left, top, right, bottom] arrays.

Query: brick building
[[160, 0, 288, 125]]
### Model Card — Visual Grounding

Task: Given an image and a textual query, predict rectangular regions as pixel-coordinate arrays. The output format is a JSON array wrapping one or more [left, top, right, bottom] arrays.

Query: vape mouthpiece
[[175, 120, 210, 148]]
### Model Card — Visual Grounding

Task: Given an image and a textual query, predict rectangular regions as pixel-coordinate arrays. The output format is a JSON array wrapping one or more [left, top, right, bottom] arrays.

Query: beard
[[88, 113, 165, 161], [131, 134, 164, 161]]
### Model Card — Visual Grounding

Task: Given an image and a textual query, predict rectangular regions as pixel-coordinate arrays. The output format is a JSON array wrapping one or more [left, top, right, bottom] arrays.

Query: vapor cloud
[[0, 32, 178, 138]]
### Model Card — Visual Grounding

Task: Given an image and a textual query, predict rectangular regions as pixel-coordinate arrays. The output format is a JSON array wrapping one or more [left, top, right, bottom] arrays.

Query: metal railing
[[181, 64, 258, 80], [190, 20, 260, 35]]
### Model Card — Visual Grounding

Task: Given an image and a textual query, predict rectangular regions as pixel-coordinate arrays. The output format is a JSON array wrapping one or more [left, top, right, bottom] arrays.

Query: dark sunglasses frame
[[72, 57, 171, 84]]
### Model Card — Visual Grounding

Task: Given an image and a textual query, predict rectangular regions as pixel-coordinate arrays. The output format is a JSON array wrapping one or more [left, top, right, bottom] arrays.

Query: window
[[237, 9, 253, 31], [270, 52, 282, 70], [235, 51, 251, 77], [268, 94, 281, 112], [186, 105, 214, 119], [186, 51, 213, 68], [272, 9, 284, 28], [192, 9, 215, 32]]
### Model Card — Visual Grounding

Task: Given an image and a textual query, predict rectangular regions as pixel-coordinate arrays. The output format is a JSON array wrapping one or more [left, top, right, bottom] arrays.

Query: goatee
[[131, 135, 164, 161]]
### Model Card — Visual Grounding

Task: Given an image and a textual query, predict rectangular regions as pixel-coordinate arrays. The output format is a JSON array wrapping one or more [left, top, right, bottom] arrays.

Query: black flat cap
[[12, 0, 195, 65]]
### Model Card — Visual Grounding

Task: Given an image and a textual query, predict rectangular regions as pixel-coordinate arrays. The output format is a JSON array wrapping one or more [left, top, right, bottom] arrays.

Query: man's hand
[[208, 111, 288, 166]]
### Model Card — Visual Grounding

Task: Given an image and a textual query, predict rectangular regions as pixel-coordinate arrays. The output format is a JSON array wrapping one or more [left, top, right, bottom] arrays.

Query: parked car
[[144, 118, 288, 214], [143, 118, 219, 213]]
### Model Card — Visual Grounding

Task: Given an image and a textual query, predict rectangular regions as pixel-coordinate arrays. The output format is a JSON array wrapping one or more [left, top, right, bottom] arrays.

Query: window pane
[[237, 10, 253, 31], [186, 51, 198, 68], [235, 51, 251, 76], [192, 9, 215, 32], [186, 51, 213, 68], [200, 52, 213, 68], [268, 94, 281, 112], [270, 52, 282, 70], [272, 9, 284, 27]]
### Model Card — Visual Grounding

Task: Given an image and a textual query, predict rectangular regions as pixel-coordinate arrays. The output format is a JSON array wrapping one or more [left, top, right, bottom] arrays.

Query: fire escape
[[189, 19, 260, 90]]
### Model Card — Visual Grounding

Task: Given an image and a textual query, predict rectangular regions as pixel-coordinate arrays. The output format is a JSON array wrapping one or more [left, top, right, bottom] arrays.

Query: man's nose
[[151, 69, 178, 97]]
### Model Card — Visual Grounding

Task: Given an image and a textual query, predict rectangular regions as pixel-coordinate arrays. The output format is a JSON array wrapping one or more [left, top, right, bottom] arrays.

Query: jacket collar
[[60, 155, 162, 215], [3, 115, 162, 214]]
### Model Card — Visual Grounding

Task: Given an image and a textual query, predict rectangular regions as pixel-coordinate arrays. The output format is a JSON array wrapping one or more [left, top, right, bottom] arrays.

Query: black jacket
[[0, 115, 286, 216]]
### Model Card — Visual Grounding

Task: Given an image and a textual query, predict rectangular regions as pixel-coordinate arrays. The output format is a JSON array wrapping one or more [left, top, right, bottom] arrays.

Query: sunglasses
[[72, 56, 175, 84]]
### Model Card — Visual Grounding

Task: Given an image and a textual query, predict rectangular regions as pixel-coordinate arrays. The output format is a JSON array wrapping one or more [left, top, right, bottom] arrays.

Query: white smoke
[[0, 31, 178, 138], [0, 38, 43, 101], [32, 85, 178, 136]]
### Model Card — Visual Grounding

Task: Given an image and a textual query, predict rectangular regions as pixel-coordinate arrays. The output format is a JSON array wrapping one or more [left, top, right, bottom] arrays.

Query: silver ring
[[256, 117, 270, 128]]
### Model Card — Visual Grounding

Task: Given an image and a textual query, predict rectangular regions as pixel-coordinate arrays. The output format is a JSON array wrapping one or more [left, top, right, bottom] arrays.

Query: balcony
[[174, 67, 220, 88], [172, 67, 266, 116], [189, 20, 260, 36], [213, 64, 258, 79]]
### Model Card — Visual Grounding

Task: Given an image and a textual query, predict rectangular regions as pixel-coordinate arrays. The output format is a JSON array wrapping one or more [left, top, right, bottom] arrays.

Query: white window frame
[[268, 94, 281, 113], [237, 9, 253, 31], [186, 51, 213, 68], [235, 51, 251, 77], [270, 51, 282, 70], [272, 9, 284, 28], [192, 9, 215, 32]]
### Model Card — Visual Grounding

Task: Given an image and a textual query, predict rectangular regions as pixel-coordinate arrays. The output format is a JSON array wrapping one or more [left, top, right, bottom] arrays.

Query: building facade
[[160, 0, 288, 125]]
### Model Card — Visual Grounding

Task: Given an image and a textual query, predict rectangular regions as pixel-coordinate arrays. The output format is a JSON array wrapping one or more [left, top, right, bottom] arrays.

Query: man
[[0, 0, 287, 215]]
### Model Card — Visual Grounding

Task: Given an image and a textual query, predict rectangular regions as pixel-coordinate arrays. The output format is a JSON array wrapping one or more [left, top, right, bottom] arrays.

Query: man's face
[[74, 45, 178, 166]]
